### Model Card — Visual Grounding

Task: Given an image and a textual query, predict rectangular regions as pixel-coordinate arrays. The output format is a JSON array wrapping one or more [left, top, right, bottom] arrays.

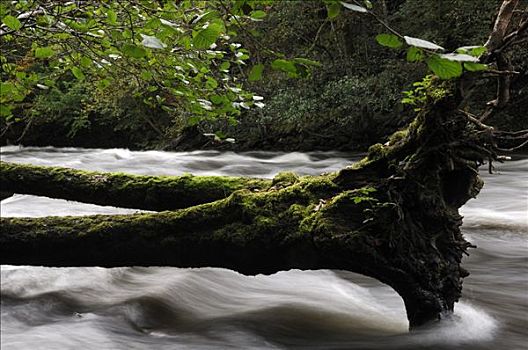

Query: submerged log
[[0, 96, 487, 329]]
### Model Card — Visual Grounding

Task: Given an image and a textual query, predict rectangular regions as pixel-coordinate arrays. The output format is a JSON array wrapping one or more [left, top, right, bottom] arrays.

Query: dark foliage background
[[2, 0, 526, 151]]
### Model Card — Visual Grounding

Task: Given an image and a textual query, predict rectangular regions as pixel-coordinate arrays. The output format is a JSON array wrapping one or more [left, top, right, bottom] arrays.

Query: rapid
[[1, 146, 526, 349]]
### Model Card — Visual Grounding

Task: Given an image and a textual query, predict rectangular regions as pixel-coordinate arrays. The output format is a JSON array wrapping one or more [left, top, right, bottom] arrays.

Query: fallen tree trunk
[[0, 162, 270, 211], [0, 97, 487, 329]]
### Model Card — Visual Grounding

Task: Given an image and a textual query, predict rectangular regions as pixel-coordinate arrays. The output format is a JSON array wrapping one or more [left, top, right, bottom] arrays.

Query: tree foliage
[[336, 1, 489, 80], [1, 0, 526, 151], [0, 0, 282, 124]]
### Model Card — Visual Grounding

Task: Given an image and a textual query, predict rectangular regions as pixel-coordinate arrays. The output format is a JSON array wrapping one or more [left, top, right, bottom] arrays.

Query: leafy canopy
[[1, 0, 490, 126], [0, 0, 284, 123], [329, 1, 488, 79]]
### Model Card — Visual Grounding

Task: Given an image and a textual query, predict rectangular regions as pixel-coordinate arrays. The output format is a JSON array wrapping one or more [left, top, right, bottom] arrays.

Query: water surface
[[1, 146, 526, 349]]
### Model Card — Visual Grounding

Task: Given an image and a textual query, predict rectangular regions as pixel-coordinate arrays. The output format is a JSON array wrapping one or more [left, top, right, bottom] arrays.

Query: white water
[[1, 146, 526, 349]]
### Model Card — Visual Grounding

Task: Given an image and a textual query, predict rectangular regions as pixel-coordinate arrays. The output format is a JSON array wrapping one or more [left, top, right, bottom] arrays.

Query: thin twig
[[496, 139, 528, 151]]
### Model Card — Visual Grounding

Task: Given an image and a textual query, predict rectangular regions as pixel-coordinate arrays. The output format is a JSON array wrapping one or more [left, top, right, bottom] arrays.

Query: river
[[1, 146, 526, 350]]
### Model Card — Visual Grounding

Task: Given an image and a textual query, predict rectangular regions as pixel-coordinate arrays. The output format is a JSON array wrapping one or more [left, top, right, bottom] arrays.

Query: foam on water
[[1, 265, 500, 349], [1, 267, 408, 333], [0, 146, 354, 178], [461, 157, 528, 232], [410, 303, 498, 346], [1, 194, 145, 217]]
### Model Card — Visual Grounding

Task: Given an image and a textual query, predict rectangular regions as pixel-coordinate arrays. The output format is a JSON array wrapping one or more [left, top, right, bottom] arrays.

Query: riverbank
[[0, 122, 385, 153]]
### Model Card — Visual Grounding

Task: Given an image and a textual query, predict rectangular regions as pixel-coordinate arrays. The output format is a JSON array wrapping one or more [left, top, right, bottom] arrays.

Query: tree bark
[[0, 161, 271, 211], [480, 0, 524, 119], [0, 97, 486, 329], [484, 0, 520, 52]]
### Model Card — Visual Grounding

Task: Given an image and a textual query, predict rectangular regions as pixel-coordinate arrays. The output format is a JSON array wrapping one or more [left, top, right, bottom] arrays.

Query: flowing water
[[1, 146, 526, 350]]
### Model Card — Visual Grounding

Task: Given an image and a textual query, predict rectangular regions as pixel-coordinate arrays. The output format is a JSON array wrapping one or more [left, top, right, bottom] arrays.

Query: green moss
[[301, 175, 338, 195], [253, 215, 276, 227], [388, 129, 409, 145], [0, 161, 273, 211], [271, 171, 299, 188], [201, 172, 343, 247], [2, 161, 373, 264], [344, 156, 372, 171], [287, 203, 310, 218], [367, 143, 386, 161]]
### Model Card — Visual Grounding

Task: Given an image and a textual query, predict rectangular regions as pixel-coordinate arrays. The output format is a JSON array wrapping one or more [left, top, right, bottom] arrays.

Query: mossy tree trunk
[[2, 0, 523, 332], [0, 96, 487, 329]]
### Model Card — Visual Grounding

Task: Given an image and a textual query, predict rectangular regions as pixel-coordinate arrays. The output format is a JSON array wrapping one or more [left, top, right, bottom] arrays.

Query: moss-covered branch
[[0, 175, 333, 271], [0, 161, 271, 210]]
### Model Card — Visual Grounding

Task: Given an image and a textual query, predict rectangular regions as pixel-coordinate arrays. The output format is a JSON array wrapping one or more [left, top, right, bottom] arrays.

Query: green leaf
[[107, 9, 117, 25], [34, 47, 55, 59], [64, 19, 88, 32], [145, 18, 162, 29], [97, 79, 110, 90], [471, 47, 487, 57], [248, 64, 264, 81], [15, 71, 26, 80], [440, 53, 479, 62], [406, 47, 424, 62], [271, 59, 297, 74], [36, 14, 52, 27], [404, 36, 444, 51], [456, 46, 487, 57], [375, 34, 402, 49], [0, 82, 14, 97], [122, 44, 147, 58], [179, 36, 192, 50], [426, 54, 462, 79], [80, 56, 92, 68], [293, 57, 322, 67], [327, 3, 341, 19], [464, 62, 488, 72], [191, 11, 220, 25], [206, 77, 218, 89], [70, 67, 85, 80], [210, 95, 225, 105], [141, 34, 166, 49], [0, 104, 12, 117], [110, 29, 123, 41], [192, 22, 223, 49], [140, 71, 153, 80], [340, 2, 368, 12], [0, 5, 8, 18], [2, 15, 21, 30], [363, 0, 373, 9], [188, 116, 200, 126], [250, 10, 267, 20], [219, 61, 230, 72]]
